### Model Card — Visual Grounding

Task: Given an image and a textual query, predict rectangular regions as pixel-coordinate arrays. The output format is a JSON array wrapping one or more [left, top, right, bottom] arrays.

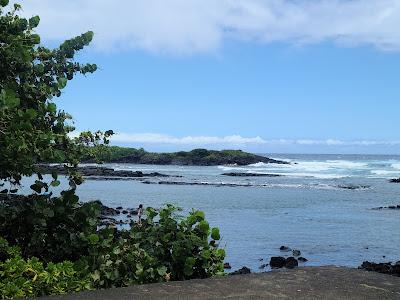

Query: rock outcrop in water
[[371, 205, 400, 210], [37, 165, 170, 179], [337, 185, 370, 190], [229, 266, 251, 275], [222, 172, 283, 177], [359, 261, 400, 277], [389, 178, 400, 183]]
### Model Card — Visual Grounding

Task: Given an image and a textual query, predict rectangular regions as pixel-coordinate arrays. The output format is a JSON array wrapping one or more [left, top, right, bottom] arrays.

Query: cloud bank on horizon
[[20, 0, 400, 54], [110, 133, 400, 148]]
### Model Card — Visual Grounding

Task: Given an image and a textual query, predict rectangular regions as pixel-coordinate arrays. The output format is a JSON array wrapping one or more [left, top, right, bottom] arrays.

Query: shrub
[[0, 237, 91, 299], [0, 201, 226, 298], [79, 227, 166, 289], [130, 205, 225, 281], [0, 192, 101, 263]]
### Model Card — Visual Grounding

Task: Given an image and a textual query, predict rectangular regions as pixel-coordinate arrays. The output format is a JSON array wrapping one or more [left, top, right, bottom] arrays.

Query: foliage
[[0, 0, 112, 193], [79, 227, 166, 289], [0, 237, 92, 299], [130, 205, 225, 281], [0, 193, 101, 263], [83, 146, 269, 166], [0, 2, 227, 299], [0, 202, 225, 298]]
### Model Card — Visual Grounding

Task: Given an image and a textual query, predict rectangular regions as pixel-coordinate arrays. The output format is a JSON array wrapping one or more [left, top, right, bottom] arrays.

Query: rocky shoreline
[[360, 261, 400, 277], [225, 245, 400, 280], [37, 165, 171, 179]]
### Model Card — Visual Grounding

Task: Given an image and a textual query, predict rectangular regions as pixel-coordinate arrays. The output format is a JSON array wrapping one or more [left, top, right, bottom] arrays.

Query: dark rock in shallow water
[[259, 264, 267, 269], [292, 249, 301, 257], [155, 181, 253, 188], [224, 263, 232, 269], [97, 202, 120, 216], [270, 257, 286, 269], [337, 185, 370, 190], [230, 266, 251, 275], [298, 257, 308, 263], [222, 172, 282, 177], [389, 178, 400, 183], [280, 246, 291, 252], [360, 261, 400, 277], [285, 257, 298, 269], [37, 164, 170, 179], [372, 205, 400, 210]]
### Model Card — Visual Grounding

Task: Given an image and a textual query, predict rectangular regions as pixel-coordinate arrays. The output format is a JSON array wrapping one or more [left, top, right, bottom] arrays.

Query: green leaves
[[197, 220, 210, 234], [24, 108, 37, 119], [30, 181, 45, 193], [50, 180, 60, 187], [88, 234, 99, 244], [0, 1, 105, 193], [0, 0, 9, 8], [57, 77, 68, 89], [184, 257, 195, 276], [0, 89, 20, 108], [0, 237, 92, 299], [211, 228, 220, 241], [48, 103, 57, 113], [157, 266, 167, 276], [29, 15, 40, 28], [30, 33, 40, 44]]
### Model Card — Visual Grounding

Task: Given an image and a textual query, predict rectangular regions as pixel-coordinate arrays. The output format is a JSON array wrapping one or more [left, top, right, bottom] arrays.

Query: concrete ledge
[[42, 266, 400, 300]]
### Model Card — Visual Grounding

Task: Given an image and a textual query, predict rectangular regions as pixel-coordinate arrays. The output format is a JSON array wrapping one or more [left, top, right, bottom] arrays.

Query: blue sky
[[20, 0, 400, 154]]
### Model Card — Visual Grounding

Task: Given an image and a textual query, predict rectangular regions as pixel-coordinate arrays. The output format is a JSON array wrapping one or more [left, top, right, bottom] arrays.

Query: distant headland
[[83, 146, 289, 166]]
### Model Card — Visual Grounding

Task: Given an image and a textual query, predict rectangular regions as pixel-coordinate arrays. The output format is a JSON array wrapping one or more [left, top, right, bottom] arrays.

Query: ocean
[[16, 154, 400, 271]]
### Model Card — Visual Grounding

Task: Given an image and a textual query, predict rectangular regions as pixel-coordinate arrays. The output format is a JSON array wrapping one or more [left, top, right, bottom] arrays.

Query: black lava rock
[[270, 256, 286, 269], [360, 261, 400, 277], [280, 246, 291, 252], [230, 266, 251, 275], [224, 263, 232, 269], [285, 257, 298, 269], [298, 257, 308, 262]]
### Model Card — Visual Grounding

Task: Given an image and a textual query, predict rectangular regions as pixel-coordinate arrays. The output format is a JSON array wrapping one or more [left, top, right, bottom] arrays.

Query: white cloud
[[17, 0, 400, 54], [109, 133, 400, 147], [111, 133, 267, 145]]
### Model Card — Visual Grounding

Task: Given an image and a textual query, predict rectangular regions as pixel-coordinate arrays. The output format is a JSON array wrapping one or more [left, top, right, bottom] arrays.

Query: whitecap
[[371, 170, 400, 176], [391, 163, 400, 170]]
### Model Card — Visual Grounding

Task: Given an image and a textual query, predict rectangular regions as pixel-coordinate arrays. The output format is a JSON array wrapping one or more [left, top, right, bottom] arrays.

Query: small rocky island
[[82, 147, 289, 166]]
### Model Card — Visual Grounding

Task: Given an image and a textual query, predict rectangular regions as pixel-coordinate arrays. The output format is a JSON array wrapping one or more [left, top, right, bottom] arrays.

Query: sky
[[17, 0, 400, 154]]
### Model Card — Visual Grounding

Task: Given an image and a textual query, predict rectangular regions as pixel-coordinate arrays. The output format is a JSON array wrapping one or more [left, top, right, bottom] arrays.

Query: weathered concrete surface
[[43, 266, 400, 300]]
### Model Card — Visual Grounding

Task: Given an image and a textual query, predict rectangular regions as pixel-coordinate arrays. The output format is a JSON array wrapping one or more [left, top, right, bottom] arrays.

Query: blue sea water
[[14, 154, 400, 271]]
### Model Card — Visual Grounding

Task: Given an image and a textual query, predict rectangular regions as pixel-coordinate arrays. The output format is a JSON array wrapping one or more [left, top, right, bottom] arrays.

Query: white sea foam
[[371, 170, 400, 176], [248, 162, 270, 167], [325, 160, 368, 169], [391, 163, 400, 170], [285, 172, 347, 179]]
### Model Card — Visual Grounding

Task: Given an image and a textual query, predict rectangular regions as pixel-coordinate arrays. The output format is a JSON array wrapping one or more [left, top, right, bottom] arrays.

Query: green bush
[[0, 237, 91, 299], [79, 205, 225, 288], [0, 192, 101, 263], [0, 200, 226, 298], [79, 227, 166, 289], [130, 205, 225, 281]]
